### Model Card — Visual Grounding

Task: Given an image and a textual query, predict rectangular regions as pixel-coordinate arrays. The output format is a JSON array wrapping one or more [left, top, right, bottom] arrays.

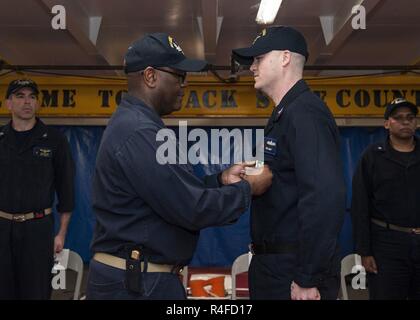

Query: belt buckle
[[34, 211, 45, 219], [13, 214, 26, 222], [411, 228, 420, 235]]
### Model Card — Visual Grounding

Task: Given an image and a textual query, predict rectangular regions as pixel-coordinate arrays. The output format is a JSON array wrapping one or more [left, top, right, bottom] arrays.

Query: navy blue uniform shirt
[[0, 118, 74, 213], [90, 94, 251, 266], [351, 136, 420, 256], [252, 80, 346, 288]]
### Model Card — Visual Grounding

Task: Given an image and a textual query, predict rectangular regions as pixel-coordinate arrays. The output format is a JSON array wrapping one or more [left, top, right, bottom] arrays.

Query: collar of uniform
[[122, 93, 165, 127], [1, 118, 48, 152], [382, 135, 420, 152], [32, 118, 49, 140], [2, 117, 47, 139], [273, 79, 310, 122], [378, 135, 420, 166], [0, 123, 10, 138]]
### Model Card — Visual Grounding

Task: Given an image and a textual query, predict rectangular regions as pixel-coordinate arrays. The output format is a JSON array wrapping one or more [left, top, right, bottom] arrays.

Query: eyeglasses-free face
[[390, 114, 416, 123]]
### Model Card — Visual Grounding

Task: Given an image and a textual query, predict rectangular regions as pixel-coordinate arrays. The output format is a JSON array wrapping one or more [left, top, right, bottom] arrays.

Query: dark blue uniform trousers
[[0, 216, 54, 299], [368, 223, 420, 300], [86, 259, 187, 300], [249, 253, 340, 300]]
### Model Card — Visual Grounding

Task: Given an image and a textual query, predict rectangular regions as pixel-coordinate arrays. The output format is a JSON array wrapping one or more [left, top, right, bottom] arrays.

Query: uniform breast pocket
[[374, 171, 404, 202], [25, 156, 54, 189]]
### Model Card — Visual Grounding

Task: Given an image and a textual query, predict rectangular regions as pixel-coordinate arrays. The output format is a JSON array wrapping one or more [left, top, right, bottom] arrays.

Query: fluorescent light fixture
[[256, 0, 283, 25]]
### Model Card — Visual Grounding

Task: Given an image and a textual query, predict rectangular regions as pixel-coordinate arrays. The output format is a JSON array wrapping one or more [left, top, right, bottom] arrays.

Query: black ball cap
[[124, 33, 208, 73], [384, 98, 418, 119], [232, 26, 309, 65], [6, 79, 39, 99]]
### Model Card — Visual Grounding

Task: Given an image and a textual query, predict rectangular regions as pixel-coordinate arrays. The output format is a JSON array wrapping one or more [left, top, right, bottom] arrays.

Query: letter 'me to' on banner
[[1, 75, 419, 118]]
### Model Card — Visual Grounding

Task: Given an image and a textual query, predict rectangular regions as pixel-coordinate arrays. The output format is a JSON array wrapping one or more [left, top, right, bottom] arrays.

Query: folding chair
[[340, 253, 363, 300], [67, 250, 84, 300], [231, 252, 252, 299]]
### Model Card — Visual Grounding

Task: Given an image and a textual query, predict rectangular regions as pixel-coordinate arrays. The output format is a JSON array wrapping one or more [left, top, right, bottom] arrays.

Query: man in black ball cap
[[351, 97, 420, 299], [0, 79, 74, 299], [233, 26, 346, 300], [87, 33, 272, 300]]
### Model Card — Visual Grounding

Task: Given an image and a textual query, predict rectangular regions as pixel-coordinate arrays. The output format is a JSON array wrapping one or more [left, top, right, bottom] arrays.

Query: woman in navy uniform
[[351, 98, 420, 299]]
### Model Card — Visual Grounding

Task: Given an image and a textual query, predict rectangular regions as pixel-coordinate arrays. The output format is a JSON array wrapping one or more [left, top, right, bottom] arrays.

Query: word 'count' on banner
[[0, 75, 419, 118]]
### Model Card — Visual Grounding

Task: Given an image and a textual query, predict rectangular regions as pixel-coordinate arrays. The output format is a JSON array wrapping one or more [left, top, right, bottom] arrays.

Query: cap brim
[[170, 58, 208, 72], [10, 86, 39, 97], [232, 46, 271, 65]]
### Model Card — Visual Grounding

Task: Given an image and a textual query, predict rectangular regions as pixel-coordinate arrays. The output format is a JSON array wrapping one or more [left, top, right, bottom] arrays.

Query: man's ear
[[143, 67, 157, 88], [384, 119, 390, 130], [282, 51, 292, 67]]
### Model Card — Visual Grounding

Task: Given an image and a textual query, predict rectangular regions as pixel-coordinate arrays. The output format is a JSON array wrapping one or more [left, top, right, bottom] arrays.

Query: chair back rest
[[340, 253, 363, 300], [67, 250, 84, 300], [231, 252, 252, 299]]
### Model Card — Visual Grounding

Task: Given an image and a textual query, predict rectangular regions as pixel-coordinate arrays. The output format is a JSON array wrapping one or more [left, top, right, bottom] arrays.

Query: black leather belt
[[371, 218, 420, 235], [249, 242, 298, 255]]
